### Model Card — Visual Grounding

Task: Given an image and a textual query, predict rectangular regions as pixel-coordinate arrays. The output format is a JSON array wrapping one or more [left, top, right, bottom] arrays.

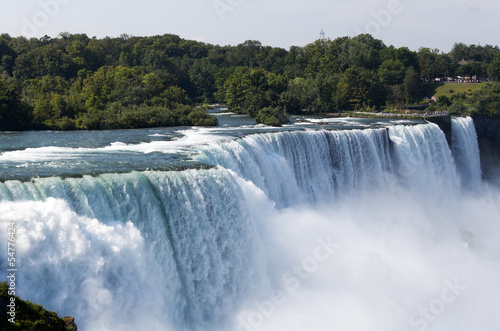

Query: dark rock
[[473, 116, 500, 184]]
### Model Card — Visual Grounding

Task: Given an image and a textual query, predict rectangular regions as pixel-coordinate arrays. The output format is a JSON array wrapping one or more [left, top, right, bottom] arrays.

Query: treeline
[[1, 32, 500, 130], [0, 33, 220, 130]]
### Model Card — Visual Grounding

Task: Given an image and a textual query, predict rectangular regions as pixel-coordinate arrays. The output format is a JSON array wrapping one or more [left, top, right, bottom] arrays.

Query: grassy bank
[[423, 83, 484, 99]]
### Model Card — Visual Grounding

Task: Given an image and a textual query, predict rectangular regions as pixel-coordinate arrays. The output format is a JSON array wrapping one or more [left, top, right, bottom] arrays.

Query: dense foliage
[[1, 32, 500, 129], [0, 282, 69, 330], [428, 83, 500, 118], [255, 106, 290, 126]]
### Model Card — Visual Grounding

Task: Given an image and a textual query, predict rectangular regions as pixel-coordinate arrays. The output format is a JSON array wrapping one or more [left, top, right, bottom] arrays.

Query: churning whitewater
[[1, 118, 500, 331]]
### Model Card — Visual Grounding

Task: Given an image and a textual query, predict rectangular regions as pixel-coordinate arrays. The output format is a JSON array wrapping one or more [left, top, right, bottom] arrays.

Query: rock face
[[473, 116, 500, 184]]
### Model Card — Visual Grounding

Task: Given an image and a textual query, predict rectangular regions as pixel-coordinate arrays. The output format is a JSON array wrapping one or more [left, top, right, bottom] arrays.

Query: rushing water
[[0, 116, 499, 331], [451, 117, 483, 189]]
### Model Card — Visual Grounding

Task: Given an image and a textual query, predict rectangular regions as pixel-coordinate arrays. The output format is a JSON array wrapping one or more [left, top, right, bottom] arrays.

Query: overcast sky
[[1, 0, 499, 52]]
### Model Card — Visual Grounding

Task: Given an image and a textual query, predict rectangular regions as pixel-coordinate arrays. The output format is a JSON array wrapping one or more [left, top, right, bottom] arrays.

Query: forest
[[1, 32, 500, 130]]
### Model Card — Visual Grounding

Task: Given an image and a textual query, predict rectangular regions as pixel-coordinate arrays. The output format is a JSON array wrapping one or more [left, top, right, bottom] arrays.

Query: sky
[[0, 0, 499, 52]]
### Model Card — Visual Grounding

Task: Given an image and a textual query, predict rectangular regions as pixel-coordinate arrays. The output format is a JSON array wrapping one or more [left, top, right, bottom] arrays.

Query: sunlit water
[[0, 114, 499, 331]]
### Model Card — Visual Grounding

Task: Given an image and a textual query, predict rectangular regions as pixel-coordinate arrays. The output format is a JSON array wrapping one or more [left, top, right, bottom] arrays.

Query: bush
[[187, 108, 218, 126], [255, 106, 289, 126], [47, 116, 76, 130], [0, 282, 67, 331]]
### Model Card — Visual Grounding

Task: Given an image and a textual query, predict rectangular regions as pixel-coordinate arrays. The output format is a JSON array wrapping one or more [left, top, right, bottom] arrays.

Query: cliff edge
[[473, 116, 500, 184], [0, 282, 77, 331]]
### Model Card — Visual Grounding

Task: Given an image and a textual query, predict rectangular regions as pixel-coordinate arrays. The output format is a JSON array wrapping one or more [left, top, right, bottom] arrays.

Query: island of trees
[[1, 32, 500, 130]]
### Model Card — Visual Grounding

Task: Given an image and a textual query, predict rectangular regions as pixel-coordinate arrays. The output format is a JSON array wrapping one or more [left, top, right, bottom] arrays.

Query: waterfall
[[451, 116, 482, 189], [0, 169, 267, 330], [0, 121, 489, 331], [388, 122, 459, 195], [199, 123, 460, 205], [198, 128, 393, 207]]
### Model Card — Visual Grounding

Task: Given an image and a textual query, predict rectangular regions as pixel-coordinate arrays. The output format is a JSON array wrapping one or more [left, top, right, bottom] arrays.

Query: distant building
[[320, 29, 325, 40], [458, 59, 477, 66]]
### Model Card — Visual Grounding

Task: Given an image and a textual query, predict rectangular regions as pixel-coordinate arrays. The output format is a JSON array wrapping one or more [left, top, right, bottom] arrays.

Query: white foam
[[0, 129, 233, 162], [0, 198, 172, 331]]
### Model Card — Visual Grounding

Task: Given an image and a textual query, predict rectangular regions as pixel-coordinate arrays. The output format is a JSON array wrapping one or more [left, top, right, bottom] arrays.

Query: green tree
[[378, 59, 405, 85], [488, 55, 500, 81], [337, 67, 384, 109], [0, 79, 29, 130], [417, 48, 439, 81], [1, 55, 14, 76], [456, 62, 484, 78], [340, 34, 385, 71], [255, 106, 289, 126], [223, 67, 285, 117], [403, 67, 421, 104], [280, 77, 315, 113]]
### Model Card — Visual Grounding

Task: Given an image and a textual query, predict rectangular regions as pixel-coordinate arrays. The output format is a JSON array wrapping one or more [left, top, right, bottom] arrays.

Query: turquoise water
[[0, 114, 423, 180]]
